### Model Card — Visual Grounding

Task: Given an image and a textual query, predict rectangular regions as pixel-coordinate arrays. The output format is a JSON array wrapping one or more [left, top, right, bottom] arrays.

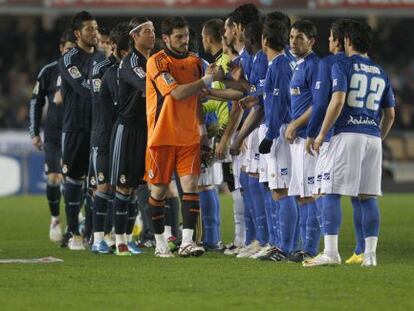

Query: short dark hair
[[291, 19, 317, 40], [161, 16, 189, 36], [344, 20, 372, 54], [264, 11, 291, 30], [109, 22, 130, 52], [128, 16, 150, 35], [330, 18, 353, 51], [244, 21, 263, 48], [60, 28, 76, 45], [202, 18, 224, 43], [263, 20, 288, 51], [71, 11, 95, 31], [99, 26, 110, 37], [227, 3, 261, 29]]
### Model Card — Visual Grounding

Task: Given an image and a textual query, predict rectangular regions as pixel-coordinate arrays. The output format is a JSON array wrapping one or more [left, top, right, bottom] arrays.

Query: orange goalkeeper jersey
[[146, 49, 202, 147]]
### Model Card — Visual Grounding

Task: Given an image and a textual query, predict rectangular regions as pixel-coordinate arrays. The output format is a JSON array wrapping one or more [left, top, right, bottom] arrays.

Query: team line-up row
[[29, 3, 395, 266]]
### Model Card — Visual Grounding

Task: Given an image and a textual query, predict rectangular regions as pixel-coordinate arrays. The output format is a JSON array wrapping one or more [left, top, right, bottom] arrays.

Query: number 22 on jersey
[[347, 73, 385, 111]]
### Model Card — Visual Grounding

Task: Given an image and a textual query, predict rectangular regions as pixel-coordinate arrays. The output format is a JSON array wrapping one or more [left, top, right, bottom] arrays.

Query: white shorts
[[244, 128, 260, 174], [230, 131, 244, 190], [198, 161, 223, 186], [321, 133, 382, 197], [288, 137, 317, 198], [212, 161, 223, 185], [267, 124, 291, 190], [313, 142, 329, 195], [258, 124, 268, 183]]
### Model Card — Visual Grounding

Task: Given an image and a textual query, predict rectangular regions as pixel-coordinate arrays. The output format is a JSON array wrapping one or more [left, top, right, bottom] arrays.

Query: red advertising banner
[[0, 0, 42, 6], [45, 0, 305, 8], [315, 0, 414, 9]]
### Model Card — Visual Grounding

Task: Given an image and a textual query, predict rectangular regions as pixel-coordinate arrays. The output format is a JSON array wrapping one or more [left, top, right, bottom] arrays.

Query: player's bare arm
[[215, 101, 243, 160], [313, 91, 346, 153], [380, 107, 395, 140], [285, 105, 313, 144], [230, 106, 264, 156], [238, 95, 259, 110], [170, 66, 223, 101], [207, 88, 244, 101]]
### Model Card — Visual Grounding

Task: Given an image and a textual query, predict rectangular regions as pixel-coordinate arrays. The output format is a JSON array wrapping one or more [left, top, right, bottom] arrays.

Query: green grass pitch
[[0, 194, 413, 310]]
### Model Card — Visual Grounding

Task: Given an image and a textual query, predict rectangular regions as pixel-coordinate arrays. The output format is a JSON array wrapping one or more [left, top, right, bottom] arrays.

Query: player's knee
[[358, 194, 377, 201], [97, 183, 111, 193], [116, 186, 132, 196], [150, 184, 168, 201], [272, 189, 288, 201], [65, 176, 83, 186], [47, 173, 62, 186], [167, 181, 179, 198], [199, 185, 213, 192], [180, 175, 198, 193]]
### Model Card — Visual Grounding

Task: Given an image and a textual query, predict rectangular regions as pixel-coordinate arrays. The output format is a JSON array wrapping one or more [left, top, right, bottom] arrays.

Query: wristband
[[201, 75, 213, 87]]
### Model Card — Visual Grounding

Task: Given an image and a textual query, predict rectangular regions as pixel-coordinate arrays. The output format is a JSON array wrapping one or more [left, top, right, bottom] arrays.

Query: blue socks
[[315, 197, 324, 233], [248, 176, 268, 246], [272, 200, 280, 247], [322, 194, 342, 235], [298, 203, 308, 248], [239, 172, 256, 244], [261, 184, 275, 246], [199, 188, 221, 247], [360, 197, 380, 237], [278, 196, 297, 254], [304, 201, 321, 256], [351, 197, 365, 255], [212, 188, 221, 243], [293, 203, 301, 252]]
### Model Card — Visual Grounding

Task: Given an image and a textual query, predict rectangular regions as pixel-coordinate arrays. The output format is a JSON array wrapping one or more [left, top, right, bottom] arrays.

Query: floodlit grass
[[0, 194, 413, 310]]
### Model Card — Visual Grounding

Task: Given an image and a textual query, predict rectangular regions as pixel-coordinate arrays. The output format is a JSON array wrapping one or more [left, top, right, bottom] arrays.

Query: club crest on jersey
[[33, 82, 40, 95], [162, 73, 175, 85], [92, 79, 101, 93], [68, 66, 81, 79], [259, 79, 265, 87], [120, 174, 126, 184], [98, 172, 105, 182], [290, 87, 300, 95], [148, 170, 154, 179], [62, 164, 68, 174], [133, 67, 146, 79]]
